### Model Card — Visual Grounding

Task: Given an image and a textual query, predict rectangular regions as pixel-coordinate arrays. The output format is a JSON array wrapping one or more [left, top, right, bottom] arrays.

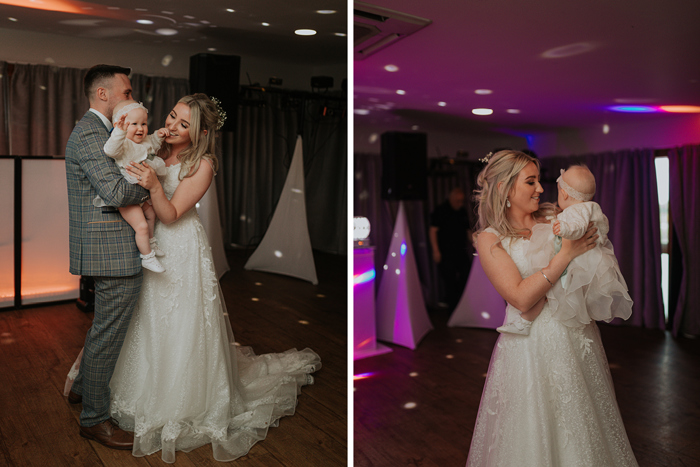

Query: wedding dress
[[69, 163, 321, 463], [466, 226, 637, 467]]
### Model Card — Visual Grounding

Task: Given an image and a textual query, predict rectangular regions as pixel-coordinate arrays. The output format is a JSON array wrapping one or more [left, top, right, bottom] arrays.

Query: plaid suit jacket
[[65, 111, 150, 276]]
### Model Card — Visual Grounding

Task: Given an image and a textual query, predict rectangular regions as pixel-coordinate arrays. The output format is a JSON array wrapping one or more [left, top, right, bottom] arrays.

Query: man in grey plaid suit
[[65, 65, 150, 449]]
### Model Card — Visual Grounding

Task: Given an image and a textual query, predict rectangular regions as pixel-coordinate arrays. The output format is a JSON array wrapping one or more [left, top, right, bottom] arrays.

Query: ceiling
[[0, 0, 347, 65], [353, 0, 700, 133]]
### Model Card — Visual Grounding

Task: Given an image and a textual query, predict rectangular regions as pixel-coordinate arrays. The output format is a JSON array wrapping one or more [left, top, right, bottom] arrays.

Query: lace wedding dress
[[69, 163, 321, 463], [466, 227, 637, 467]]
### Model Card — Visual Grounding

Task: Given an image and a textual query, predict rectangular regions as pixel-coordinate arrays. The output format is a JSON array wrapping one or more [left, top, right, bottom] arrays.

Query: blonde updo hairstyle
[[474, 150, 554, 239], [160, 93, 220, 180]]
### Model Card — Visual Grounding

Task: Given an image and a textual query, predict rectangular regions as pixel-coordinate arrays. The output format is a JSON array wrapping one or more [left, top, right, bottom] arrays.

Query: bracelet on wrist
[[540, 270, 554, 287]]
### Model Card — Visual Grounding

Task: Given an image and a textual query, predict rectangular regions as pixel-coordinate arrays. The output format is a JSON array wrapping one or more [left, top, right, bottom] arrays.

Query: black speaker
[[381, 132, 428, 200], [189, 53, 241, 132]]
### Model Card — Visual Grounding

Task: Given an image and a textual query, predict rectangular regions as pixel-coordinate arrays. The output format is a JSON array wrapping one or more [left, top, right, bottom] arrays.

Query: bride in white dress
[[467, 150, 637, 466], [68, 94, 320, 463]]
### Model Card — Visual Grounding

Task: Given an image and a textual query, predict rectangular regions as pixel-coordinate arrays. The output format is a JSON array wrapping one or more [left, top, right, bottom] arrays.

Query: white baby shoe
[[149, 238, 165, 257], [497, 315, 533, 336], [141, 251, 165, 273]]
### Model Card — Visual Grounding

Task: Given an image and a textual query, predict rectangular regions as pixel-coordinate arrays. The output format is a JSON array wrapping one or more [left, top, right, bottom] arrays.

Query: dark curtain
[[668, 144, 700, 337], [0, 62, 7, 155], [224, 90, 346, 255], [4, 62, 190, 157], [540, 149, 665, 329], [353, 153, 480, 306], [9, 63, 86, 156]]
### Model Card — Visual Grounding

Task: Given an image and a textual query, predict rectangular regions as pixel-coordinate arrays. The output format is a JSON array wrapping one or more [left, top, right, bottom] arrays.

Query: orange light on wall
[[0, 0, 84, 14], [659, 105, 700, 113]]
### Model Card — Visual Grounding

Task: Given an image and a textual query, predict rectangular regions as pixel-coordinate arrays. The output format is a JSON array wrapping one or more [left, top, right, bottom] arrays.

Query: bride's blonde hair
[[159, 93, 220, 180], [474, 150, 555, 239]]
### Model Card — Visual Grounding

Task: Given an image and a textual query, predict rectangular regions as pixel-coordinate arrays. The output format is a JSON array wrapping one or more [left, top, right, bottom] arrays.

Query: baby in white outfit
[[498, 165, 633, 335], [94, 100, 168, 273]]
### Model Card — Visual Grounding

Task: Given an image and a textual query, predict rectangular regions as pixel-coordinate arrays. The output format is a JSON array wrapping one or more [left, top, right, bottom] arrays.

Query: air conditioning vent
[[354, 2, 432, 60]]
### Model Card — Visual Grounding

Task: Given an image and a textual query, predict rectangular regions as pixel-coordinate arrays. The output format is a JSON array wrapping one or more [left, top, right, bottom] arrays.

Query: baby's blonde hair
[[474, 150, 555, 239]]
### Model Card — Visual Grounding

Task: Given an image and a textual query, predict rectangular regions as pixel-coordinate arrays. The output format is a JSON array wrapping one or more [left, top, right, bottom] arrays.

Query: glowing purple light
[[400, 242, 407, 256], [353, 269, 376, 285], [354, 372, 376, 380], [608, 105, 658, 113]]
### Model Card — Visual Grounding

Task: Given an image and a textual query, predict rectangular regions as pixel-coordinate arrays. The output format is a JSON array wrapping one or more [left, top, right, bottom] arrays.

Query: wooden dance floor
[[0, 249, 347, 466], [354, 309, 700, 467]]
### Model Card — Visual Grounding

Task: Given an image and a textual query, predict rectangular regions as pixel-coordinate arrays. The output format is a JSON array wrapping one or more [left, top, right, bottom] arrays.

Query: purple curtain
[[541, 149, 665, 329], [668, 144, 700, 337]]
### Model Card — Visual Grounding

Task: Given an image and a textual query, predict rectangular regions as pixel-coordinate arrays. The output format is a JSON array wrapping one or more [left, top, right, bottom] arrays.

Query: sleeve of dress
[[589, 203, 610, 237], [144, 133, 165, 152], [557, 204, 593, 240], [103, 127, 127, 162]]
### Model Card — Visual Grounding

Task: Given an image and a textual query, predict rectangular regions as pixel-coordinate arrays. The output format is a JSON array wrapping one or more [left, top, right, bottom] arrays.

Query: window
[[655, 156, 669, 320]]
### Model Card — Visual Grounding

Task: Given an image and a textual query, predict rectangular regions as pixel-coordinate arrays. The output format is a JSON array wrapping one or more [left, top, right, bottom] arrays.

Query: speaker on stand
[[189, 53, 241, 133], [381, 131, 428, 201]]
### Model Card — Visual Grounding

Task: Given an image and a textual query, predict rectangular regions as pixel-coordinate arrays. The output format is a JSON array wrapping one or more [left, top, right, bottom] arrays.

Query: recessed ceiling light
[[137, 19, 153, 25], [354, 109, 370, 115], [396, 90, 406, 95], [184, 15, 195, 19], [335, 32, 346, 37], [155, 28, 178, 36], [226, 9, 235, 13], [295, 29, 317, 36], [507, 109, 520, 114], [262, 22, 270, 26], [472, 108, 493, 115], [411, 125, 419, 130], [208, 47, 217, 51], [659, 105, 700, 113], [384, 64, 399, 72], [475, 89, 492, 95], [438, 102, 447, 107], [316, 10, 336, 14], [603, 124, 610, 134], [8, 17, 17, 22], [200, 20, 210, 24]]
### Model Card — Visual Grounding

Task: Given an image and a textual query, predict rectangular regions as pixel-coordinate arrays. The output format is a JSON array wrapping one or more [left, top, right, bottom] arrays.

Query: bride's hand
[[560, 222, 598, 261], [126, 161, 159, 191]]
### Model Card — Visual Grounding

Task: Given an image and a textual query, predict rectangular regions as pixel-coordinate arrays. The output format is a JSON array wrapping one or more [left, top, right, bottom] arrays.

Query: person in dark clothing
[[429, 188, 472, 310]]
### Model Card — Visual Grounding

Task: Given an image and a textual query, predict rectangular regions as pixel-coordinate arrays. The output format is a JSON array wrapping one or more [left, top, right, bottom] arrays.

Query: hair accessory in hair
[[479, 151, 493, 164], [113, 101, 147, 125], [210, 96, 227, 130], [556, 169, 594, 201]]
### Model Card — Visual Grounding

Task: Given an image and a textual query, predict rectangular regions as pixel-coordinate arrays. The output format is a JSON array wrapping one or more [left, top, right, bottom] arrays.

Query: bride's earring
[[506, 198, 511, 208]]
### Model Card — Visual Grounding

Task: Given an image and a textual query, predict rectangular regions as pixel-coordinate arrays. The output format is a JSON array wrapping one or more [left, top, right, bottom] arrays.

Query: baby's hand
[[553, 220, 561, 236], [116, 114, 128, 131], [156, 128, 170, 138]]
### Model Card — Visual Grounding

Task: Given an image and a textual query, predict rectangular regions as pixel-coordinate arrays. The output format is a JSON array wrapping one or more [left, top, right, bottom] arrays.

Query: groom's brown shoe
[[79, 419, 134, 450], [67, 390, 82, 404]]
